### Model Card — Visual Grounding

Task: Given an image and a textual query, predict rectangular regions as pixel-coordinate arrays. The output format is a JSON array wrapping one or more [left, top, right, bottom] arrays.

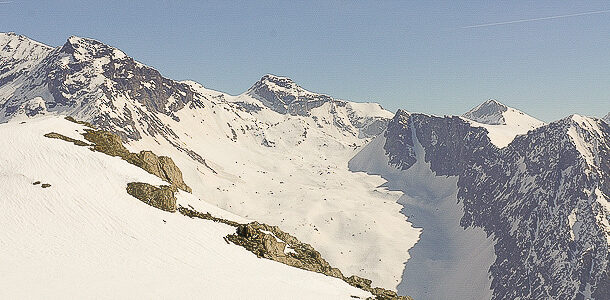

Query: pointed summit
[[603, 112, 610, 124], [462, 99, 545, 148], [462, 99, 509, 125], [59, 35, 127, 61], [246, 74, 334, 116]]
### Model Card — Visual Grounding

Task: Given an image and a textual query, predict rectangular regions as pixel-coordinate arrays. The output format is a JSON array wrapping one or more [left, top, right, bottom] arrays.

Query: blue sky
[[1, 0, 609, 121]]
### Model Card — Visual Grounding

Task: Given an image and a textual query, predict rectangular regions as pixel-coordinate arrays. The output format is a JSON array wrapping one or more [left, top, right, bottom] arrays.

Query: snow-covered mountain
[[350, 111, 609, 299], [0, 32, 410, 292], [2, 32, 608, 300], [603, 112, 610, 124]]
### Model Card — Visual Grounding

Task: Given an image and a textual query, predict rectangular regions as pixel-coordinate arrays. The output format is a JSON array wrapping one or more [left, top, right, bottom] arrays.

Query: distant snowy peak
[[246, 74, 336, 116], [59, 35, 127, 61], [462, 99, 545, 148], [0, 32, 52, 60], [603, 112, 610, 124], [463, 99, 508, 125]]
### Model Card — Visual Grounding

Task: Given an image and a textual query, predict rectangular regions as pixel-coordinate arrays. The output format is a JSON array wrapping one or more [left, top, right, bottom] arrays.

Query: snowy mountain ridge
[[1, 32, 608, 300]]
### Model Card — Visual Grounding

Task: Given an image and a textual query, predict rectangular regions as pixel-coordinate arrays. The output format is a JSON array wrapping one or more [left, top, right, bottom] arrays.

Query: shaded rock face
[[462, 99, 508, 125], [381, 111, 610, 299], [126, 182, 177, 212]]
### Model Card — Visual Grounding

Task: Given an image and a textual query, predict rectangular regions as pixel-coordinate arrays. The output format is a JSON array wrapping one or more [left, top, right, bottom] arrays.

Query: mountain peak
[[250, 74, 305, 95], [1, 32, 52, 58], [246, 74, 334, 116], [603, 112, 610, 124], [462, 99, 509, 125], [462, 99, 545, 148], [60, 35, 127, 60], [260, 73, 295, 84]]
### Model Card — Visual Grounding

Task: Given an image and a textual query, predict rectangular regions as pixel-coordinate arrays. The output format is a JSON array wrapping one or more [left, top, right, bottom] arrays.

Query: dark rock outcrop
[[126, 182, 177, 212]]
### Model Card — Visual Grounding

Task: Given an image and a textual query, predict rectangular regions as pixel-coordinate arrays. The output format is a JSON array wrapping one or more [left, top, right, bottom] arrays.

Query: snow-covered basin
[[349, 132, 497, 300], [0, 116, 371, 299], [126, 100, 416, 290]]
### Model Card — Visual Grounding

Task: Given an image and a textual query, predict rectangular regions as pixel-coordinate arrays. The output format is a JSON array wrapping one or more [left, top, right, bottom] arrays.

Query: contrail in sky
[[462, 9, 610, 29], [0, 1, 14, 3]]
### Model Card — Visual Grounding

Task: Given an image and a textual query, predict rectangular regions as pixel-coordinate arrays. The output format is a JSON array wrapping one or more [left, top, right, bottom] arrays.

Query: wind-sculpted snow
[[375, 111, 610, 299]]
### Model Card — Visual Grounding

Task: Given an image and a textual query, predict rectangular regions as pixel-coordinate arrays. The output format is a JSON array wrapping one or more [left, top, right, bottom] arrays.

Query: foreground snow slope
[[0, 116, 371, 299]]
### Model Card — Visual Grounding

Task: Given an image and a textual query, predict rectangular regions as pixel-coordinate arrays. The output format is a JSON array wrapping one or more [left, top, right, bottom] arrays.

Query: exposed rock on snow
[[80, 126, 192, 192], [181, 200, 414, 299], [126, 182, 178, 212]]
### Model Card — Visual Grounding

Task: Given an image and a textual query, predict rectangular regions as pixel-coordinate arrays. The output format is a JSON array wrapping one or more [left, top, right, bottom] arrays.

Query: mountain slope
[[0, 116, 373, 299], [351, 111, 610, 299], [0, 33, 412, 290]]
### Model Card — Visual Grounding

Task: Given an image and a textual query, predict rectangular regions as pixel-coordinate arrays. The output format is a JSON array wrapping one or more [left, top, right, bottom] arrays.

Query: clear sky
[[1, 0, 609, 121]]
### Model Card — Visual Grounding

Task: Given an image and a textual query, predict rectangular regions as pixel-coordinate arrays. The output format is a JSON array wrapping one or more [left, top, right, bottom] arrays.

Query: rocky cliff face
[[372, 110, 609, 299]]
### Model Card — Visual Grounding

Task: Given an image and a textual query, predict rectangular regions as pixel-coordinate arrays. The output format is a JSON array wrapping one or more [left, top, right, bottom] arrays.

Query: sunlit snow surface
[[0, 116, 371, 299], [125, 86, 417, 289]]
